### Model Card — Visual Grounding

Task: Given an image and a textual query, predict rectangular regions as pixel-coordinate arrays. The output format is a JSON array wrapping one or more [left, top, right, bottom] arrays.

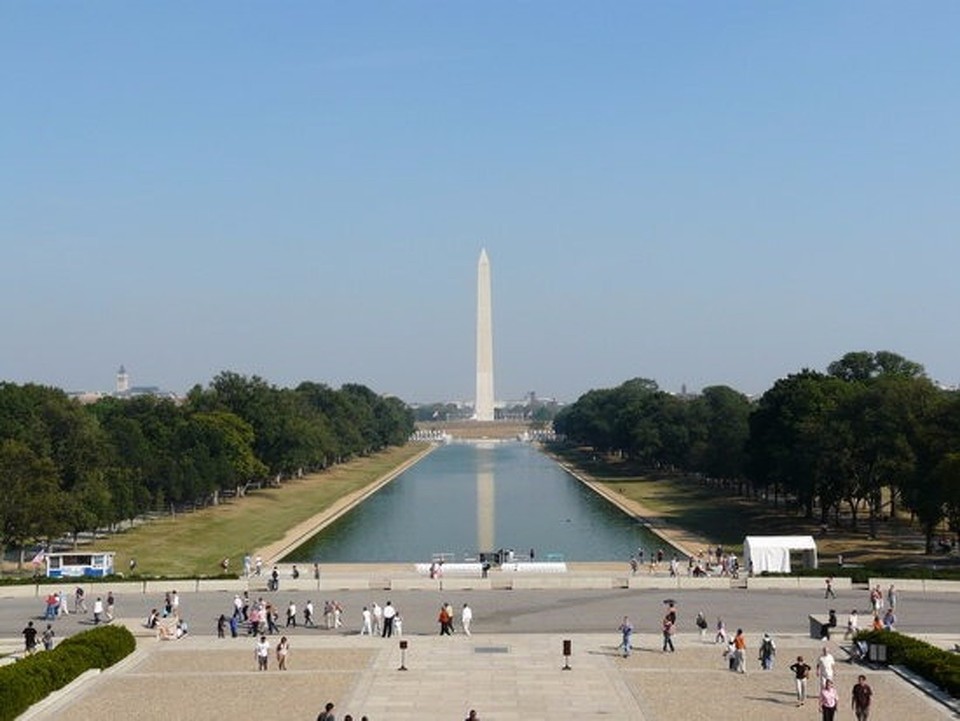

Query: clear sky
[[2, 2, 958, 403]]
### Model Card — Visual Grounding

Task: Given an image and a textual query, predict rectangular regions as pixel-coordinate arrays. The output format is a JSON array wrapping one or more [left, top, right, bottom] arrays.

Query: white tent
[[743, 535, 818, 575]]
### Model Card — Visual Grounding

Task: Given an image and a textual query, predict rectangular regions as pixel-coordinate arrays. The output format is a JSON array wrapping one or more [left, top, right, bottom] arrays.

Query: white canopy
[[743, 535, 818, 574]]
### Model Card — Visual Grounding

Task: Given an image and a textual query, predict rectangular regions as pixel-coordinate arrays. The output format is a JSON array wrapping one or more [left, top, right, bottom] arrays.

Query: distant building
[[66, 365, 179, 403], [116, 365, 130, 394], [113, 365, 179, 401]]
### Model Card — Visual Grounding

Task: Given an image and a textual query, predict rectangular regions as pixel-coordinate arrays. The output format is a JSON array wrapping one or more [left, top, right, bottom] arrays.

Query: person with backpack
[[695, 611, 708, 641], [758, 632, 776, 670]]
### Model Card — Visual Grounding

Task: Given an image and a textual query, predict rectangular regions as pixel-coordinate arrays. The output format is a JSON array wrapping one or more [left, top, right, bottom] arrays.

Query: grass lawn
[[554, 447, 955, 569], [86, 444, 429, 577]]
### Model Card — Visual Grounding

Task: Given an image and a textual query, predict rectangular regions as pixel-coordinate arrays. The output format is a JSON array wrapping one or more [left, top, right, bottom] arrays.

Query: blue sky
[[2, 2, 958, 403]]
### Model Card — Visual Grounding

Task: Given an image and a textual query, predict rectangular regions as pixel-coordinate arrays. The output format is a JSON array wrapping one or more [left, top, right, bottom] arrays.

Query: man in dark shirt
[[852, 674, 873, 721], [22, 621, 38, 655]]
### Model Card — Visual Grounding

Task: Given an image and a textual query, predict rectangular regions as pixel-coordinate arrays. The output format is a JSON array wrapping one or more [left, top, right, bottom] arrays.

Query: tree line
[[0, 371, 414, 558], [553, 351, 960, 553]]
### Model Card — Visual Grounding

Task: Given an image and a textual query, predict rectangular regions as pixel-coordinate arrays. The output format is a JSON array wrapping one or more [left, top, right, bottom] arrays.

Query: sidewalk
[[18, 632, 955, 721]]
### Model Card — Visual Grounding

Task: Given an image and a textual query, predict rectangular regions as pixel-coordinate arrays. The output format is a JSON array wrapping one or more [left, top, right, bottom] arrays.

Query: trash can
[[868, 643, 887, 664]]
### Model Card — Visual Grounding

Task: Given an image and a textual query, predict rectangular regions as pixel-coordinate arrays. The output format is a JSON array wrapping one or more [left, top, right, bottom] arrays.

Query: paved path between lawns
[[17, 630, 957, 721]]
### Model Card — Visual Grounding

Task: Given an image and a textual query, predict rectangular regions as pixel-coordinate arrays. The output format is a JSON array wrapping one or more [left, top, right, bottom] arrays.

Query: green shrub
[[855, 629, 960, 698], [0, 625, 136, 721]]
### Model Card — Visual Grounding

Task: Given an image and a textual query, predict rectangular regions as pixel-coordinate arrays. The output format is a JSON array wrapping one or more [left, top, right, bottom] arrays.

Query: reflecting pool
[[284, 442, 671, 563]]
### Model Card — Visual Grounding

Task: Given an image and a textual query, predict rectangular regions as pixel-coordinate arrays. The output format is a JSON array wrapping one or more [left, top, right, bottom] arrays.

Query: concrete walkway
[[17, 631, 956, 721]]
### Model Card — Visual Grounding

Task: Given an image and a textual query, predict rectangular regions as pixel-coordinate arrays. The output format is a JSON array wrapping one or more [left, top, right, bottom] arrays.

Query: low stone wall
[[625, 575, 733, 590], [677, 576, 735, 590], [870, 577, 960, 593], [10, 573, 958, 596], [512, 576, 614, 590], [798, 576, 852, 591], [746, 576, 852, 591]]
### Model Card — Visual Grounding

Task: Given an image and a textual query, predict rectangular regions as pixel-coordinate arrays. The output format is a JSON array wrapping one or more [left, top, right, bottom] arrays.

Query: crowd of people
[[21, 585, 122, 654], [628, 545, 741, 578], [611, 601, 879, 721]]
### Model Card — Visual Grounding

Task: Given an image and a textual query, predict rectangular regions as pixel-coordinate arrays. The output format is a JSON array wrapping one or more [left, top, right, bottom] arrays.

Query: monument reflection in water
[[284, 442, 669, 563]]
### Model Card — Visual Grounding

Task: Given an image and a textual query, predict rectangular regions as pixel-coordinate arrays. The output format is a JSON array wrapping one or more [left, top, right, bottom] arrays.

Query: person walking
[[886, 584, 897, 611], [789, 655, 812, 706], [758, 632, 776, 670], [461, 603, 473, 637], [819, 678, 839, 721], [41, 624, 55, 651], [845, 609, 860, 639], [255, 635, 270, 671], [360, 606, 373, 636], [816, 646, 836, 691], [277, 636, 290, 670], [662, 615, 676, 653], [618, 616, 633, 657], [715, 617, 728, 644], [22, 621, 39, 655], [852, 674, 873, 721], [732, 628, 746, 672], [372, 602, 383, 636], [93, 597, 104, 625], [695, 611, 708, 641], [825, 577, 836, 599], [439, 604, 453, 635], [266, 603, 280, 634], [105, 591, 115, 621]]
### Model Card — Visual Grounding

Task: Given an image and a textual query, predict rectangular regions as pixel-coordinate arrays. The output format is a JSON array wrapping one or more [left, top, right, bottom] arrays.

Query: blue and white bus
[[45, 551, 116, 578]]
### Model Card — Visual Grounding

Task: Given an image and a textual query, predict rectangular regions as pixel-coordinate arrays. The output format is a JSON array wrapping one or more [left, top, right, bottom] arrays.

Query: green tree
[[0, 439, 64, 564], [689, 385, 752, 482], [182, 410, 268, 494], [907, 393, 960, 552], [747, 371, 848, 517]]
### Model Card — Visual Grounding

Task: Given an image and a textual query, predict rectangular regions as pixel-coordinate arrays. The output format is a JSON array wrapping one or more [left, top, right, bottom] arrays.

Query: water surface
[[285, 442, 670, 563]]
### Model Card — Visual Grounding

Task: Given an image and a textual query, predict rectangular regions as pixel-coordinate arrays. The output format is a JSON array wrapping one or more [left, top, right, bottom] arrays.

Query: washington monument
[[475, 249, 495, 421]]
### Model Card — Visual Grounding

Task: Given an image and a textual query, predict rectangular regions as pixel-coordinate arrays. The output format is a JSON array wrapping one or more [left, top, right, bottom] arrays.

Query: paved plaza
[[13, 631, 957, 720], [4, 576, 959, 720]]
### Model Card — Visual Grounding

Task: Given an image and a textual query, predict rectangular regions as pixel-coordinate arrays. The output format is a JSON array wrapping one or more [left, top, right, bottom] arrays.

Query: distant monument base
[[417, 420, 532, 440]]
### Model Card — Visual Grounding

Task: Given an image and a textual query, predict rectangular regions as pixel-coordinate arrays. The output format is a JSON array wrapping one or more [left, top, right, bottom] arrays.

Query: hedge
[[855, 629, 960, 698], [0, 624, 136, 721]]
